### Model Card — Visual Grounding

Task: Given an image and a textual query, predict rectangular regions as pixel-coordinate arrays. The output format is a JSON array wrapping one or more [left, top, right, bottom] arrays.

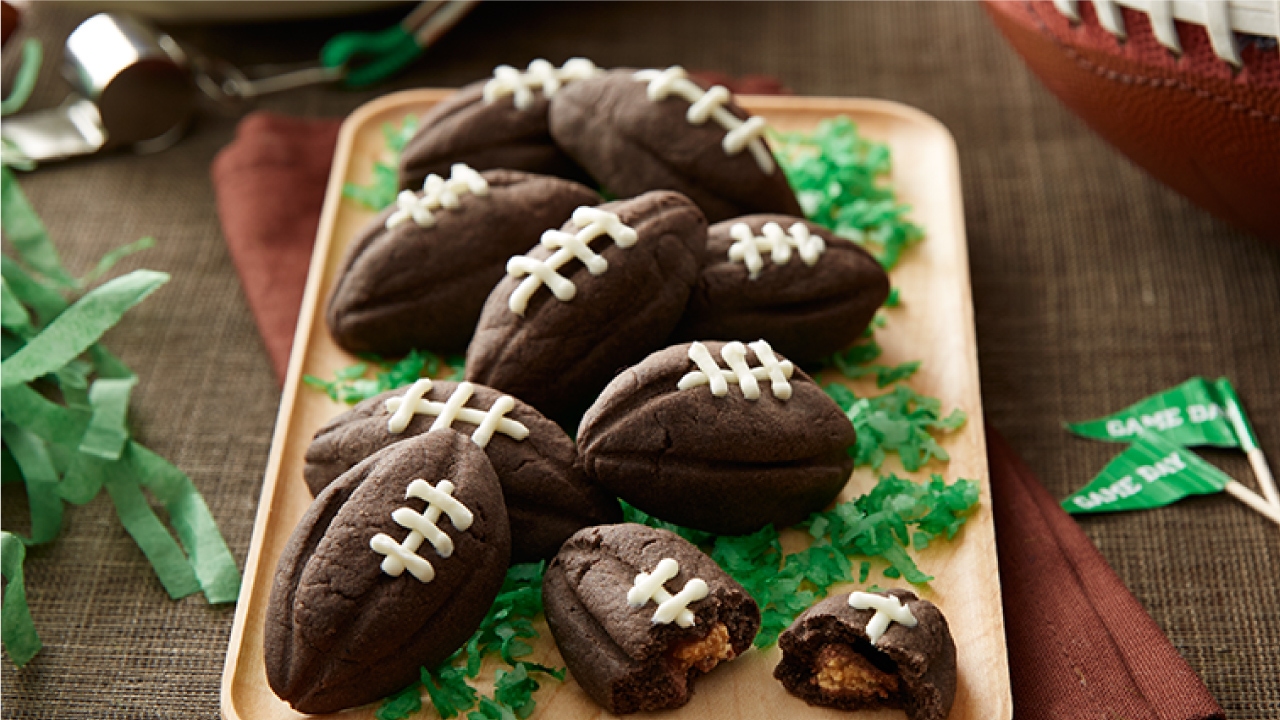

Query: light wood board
[[221, 89, 1011, 720]]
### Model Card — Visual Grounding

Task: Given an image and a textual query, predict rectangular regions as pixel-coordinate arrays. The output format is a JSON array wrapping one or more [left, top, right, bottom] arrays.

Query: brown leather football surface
[[984, 1, 1280, 242]]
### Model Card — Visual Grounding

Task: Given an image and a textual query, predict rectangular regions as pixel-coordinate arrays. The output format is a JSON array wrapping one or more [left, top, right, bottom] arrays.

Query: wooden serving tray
[[221, 89, 1011, 720]]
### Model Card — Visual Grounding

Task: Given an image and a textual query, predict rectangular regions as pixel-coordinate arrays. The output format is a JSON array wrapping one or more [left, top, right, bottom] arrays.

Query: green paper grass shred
[[0, 532, 42, 666], [0, 39, 42, 117], [377, 563, 565, 720], [344, 114, 419, 210], [0, 171, 242, 665], [304, 349, 463, 404], [1, 270, 169, 387], [624, 474, 978, 648], [773, 116, 924, 270]]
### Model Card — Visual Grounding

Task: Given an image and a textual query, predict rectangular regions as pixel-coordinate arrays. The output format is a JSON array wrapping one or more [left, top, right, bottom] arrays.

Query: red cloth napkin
[[211, 99, 1224, 720]]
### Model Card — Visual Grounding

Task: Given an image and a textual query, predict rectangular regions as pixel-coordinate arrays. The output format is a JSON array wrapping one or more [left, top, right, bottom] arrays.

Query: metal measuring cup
[[2, 12, 194, 162]]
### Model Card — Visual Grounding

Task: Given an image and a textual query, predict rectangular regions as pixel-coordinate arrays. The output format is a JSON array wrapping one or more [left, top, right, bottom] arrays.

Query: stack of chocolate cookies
[[264, 58, 955, 718]]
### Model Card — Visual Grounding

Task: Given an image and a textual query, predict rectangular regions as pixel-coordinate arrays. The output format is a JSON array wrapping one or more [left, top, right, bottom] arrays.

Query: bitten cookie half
[[543, 523, 759, 714], [774, 590, 956, 720], [304, 379, 620, 563]]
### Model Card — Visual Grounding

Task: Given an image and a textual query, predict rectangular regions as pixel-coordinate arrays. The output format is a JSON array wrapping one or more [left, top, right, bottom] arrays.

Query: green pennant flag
[[1063, 432, 1230, 515], [1065, 377, 1236, 448]]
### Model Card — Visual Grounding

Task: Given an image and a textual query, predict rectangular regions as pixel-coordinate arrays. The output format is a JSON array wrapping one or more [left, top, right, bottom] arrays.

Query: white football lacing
[[505, 207, 638, 316], [848, 592, 918, 645], [370, 479, 474, 583], [386, 163, 489, 230], [633, 66, 775, 175], [483, 58, 601, 110], [677, 340, 794, 401], [1052, 0, 1280, 66], [728, 221, 826, 279], [383, 378, 529, 447], [626, 557, 709, 627]]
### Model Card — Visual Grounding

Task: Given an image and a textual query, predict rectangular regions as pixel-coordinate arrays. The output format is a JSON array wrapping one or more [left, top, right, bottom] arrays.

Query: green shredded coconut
[[344, 115, 420, 211], [376, 562, 566, 720], [774, 116, 924, 271], [825, 383, 966, 471], [304, 349, 464, 404], [623, 472, 979, 648]]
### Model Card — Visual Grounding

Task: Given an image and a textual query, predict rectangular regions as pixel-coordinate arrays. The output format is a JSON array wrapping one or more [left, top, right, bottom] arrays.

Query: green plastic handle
[[321, 24, 422, 88]]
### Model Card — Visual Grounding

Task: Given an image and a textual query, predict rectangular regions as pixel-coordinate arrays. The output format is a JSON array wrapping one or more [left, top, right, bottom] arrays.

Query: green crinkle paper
[[0, 158, 241, 666]]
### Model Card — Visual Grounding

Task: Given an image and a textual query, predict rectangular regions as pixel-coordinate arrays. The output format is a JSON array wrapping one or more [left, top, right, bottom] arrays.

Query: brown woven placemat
[[3, 2, 1277, 718]]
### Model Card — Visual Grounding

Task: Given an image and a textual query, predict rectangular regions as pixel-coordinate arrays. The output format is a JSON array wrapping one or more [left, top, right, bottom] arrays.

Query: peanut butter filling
[[812, 643, 900, 700], [669, 622, 734, 673]]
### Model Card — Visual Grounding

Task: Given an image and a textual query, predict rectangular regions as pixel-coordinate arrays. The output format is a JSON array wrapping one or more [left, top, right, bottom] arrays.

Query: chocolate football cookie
[[326, 165, 599, 356], [548, 66, 802, 223], [304, 378, 621, 562], [466, 190, 706, 422], [674, 215, 890, 363], [577, 340, 855, 535], [265, 429, 510, 714], [544, 523, 760, 714], [398, 58, 600, 189], [774, 590, 956, 720]]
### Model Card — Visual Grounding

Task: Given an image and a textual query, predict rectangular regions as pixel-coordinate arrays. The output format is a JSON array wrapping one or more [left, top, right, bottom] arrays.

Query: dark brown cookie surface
[[548, 67, 802, 223], [398, 59, 601, 189], [466, 190, 706, 423], [265, 430, 510, 714], [326, 167, 599, 356], [774, 590, 957, 720], [577, 340, 855, 535], [675, 215, 890, 363], [304, 379, 620, 562], [543, 523, 759, 714]]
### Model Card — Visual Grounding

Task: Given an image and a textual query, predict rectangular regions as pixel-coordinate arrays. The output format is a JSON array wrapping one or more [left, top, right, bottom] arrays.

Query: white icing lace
[[483, 57, 601, 110], [632, 66, 775, 174], [728, 221, 826, 279], [386, 163, 489, 230], [505, 207, 638, 316], [627, 557, 708, 627], [370, 479, 474, 583], [384, 379, 529, 447], [848, 591, 918, 644], [678, 340, 794, 401]]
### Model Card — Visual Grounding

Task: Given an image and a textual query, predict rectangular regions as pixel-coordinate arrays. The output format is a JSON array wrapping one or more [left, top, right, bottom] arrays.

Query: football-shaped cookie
[[304, 378, 621, 562], [577, 340, 855, 535], [326, 166, 599, 356], [398, 59, 600, 190], [265, 429, 510, 714], [548, 66, 803, 223], [466, 190, 707, 422], [544, 523, 760, 714], [674, 215, 890, 363]]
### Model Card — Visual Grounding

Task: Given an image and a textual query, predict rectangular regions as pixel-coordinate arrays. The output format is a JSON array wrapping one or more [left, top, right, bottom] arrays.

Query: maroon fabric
[[211, 112, 342, 382], [211, 91, 1223, 720], [988, 428, 1223, 720]]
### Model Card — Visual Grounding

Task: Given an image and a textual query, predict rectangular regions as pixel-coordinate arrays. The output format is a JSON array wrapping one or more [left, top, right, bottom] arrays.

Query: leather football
[[264, 429, 510, 714], [984, 1, 1280, 242], [576, 340, 856, 535]]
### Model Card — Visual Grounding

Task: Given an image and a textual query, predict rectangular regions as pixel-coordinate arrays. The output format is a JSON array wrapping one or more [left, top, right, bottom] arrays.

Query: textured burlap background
[[3, 2, 1277, 718]]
